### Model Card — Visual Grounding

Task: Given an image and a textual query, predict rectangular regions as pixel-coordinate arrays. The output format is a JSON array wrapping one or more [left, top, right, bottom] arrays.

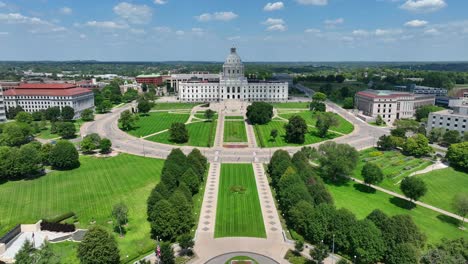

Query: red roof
[[17, 83, 77, 89], [4, 87, 92, 97]]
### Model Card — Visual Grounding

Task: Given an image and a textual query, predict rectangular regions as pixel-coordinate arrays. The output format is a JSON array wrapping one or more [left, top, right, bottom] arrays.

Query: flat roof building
[[0, 86, 6, 122], [427, 98, 468, 135], [3, 83, 94, 119], [136, 74, 164, 86]]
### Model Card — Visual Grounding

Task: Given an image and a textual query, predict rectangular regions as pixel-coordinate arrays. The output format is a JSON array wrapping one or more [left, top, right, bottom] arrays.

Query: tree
[[141, 83, 148, 92], [400, 177, 427, 202], [284, 115, 308, 143], [123, 89, 138, 102], [178, 234, 194, 256], [16, 143, 43, 178], [40, 143, 54, 166], [81, 109, 94, 121], [112, 202, 129, 236], [169, 191, 193, 235], [318, 142, 358, 181], [375, 114, 384, 126], [310, 243, 329, 264], [15, 111, 33, 124], [395, 119, 420, 133], [99, 100, 113, 113], [452, 194, 468, 228], [362, 162, 384, 186], [316, 112, 339, 138], [310, 101, 326, 112], [446, 142, 468, 171], [6, 105, 24, 119], [0, 122, 32, 146], [149, 199, 178, 241], [32, 111, 45, 121], [119, 110, 139, 131], [204, 109, 215, 120], [270, 129, 278, 141], [169, 122, 189, 143], [421, 238, 468, 264], [428, 128, 444, 144], [268, 150, 292, 187], [349, 219, 386, 263], [295, 239, 304, 253], [246, 102, 273, 125], [159, 242, 175, 264], [342, 97, 354, 109], [180, 168, 200, 195], [385, 243, 419, 264], [45, 107, 61, 122], [56, 122, 76, 139], [77, 226, 120, 264], [403, 134, 432, 157], [80, 133, 101, 153], [137, 100, 152, 115], [49, 140, 80, 170], [415, 105, 443, 121], [442, 130, 461, 146], [377, 135, 397, 150], [100, 138, 112, 154], [312, 92, 327, 102], [391, 127, 407, 138], [61, 106, 75, 121], [15, 240, 59, 264]]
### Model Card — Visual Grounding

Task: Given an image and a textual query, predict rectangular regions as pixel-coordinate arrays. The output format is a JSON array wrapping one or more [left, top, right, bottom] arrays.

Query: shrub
[[40, 221, 76, 232], [44, 212, 76, 223]]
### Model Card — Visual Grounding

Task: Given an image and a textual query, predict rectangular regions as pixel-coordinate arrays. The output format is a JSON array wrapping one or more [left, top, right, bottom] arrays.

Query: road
[[81, 101, 389, 163]]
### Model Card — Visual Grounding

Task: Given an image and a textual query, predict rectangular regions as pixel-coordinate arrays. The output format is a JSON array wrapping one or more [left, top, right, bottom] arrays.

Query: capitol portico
[[179, 48, 288, 102]]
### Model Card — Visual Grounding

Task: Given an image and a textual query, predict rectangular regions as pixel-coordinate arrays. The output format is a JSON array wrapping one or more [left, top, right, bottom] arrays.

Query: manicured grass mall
[[279, 111, 354, 134], [215, 164, 266, 238], [151, 102, 200, 110], [125, 112, 190, 137], [223, 121, 248, 142], [148, 120, 217, 147], [0, 154, 164, 262]]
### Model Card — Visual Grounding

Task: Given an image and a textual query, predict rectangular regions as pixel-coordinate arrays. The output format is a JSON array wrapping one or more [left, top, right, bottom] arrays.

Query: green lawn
[[327, 181, 466, 245], [279, 111, 354, 134], [125, 112, 190, 137], [353, 148, 433, 194], [194, 111, 219, 120], [49, 242, 80, 263], [215, 164, 266, 238], [271, 102, 309, 109], [152, 103, 200, 110], [223, 121, 248, 143], [35, 119, 85, 140], [147, 120, 217, 147], [0, 154, 164, 262], [417, 167, 468, 214], [224, 116, 244, 120], [254, 121, 339, 148]]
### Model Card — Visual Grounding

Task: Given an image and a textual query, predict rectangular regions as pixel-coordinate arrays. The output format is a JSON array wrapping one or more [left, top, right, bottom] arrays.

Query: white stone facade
[[427, 99, 468, 134], [0, 87, 6, 122], [179, 48, 288, 103]]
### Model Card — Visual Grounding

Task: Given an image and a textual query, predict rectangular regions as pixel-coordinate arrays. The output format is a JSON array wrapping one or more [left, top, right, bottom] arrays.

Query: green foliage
[[16, 240, 60, 264], [204, 109, 215, 120], [349, 219, 386, 263], [400, 177, 427, 202], [6, 106, 24, 119], [56, 122, 76, 139], [446, 142, 468, 171], [246, 102, 273, 125], [428, 127, 444, 143], [169, 190, 193, 235], [316, 112, 340, 138], [386, 243, 419, 264], [15, 111, 33, 124], [375, 114, 384, 126], [0, 122, 33, 146], [0, 143, 43, 181], [180, 168, 200, 195], [270, 128, 278, 140], [178, 234, 194, 251], [268, 150, 292, 187], [169, 122, 189, 143], [45, 107, 61, 122], [77, 226, 120, 264], [119, 110, 139, 131], [32, 111, 45, 121], [49, 140, 80, 170], [81, 109, 94, 121], [137, 99, 152, 115], [309, 101, 326, 112], [452, 194, 468, 226], [342, 97, 354, 109], [112, 202, 128, 236], [394, 119, 420, 133], [415, 105, 444, 121], [61, 106, 75, 121], [284, 115, 308, 143], [295, 239, 304, 253], [123, 89, 138, 102], [310, 242, 329, 264], [99, 138, 112, 154], [318, 142, 359, 181], [312, 92, 327, 102], [403, 134, 432, 157], [442, 130, 461, 146], [421, 238, 468, 264], [80, 134, 101, 153], [160, 242, 175, 264], [361, 162, 384, 186], [149, 199, 178, 240]]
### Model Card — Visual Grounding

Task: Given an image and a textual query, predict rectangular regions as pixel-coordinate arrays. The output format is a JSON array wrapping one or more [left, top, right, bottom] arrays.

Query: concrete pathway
[[195, 162, 221, 239], [350, 177, 468, 223], [245, 120, 258, 148], [409, 161, 448, 176], [214, 114, 225, 148]]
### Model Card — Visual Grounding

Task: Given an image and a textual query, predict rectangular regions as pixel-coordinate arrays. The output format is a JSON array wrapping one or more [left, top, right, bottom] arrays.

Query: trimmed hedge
[[44, 211, 75, 223], [41, 221, 76, 233]]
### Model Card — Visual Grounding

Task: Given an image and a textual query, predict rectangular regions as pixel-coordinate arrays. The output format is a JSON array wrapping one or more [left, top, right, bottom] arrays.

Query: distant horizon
[[3, 60, 468, 64]]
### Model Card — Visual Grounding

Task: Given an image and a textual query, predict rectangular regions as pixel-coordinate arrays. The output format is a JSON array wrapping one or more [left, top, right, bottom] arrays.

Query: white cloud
[[375, 28, 403, 36], [404, 19, 428, 27], [0, 31, 9, 35], [263, 18, 285, 26], [85, 21, 128, 29], [154, 26, 171, 33], [175, 30, 184, 36], [130, 28, 146, 34], [267, 24, 287, 31], [296, 0, 328, 5], [59, 7, 72, 15], [324, 18, 344, 28], [113, 2, 152, 24], [0, 13, 50, 25], [79, 34, 87, 39], [0, 2, 6, 8], [304, 28, 321, 33], [227, 36, 241, 41], [195, 11, 238, 22], [154, 0, 167, 4], [264, 2, 284, 11], [352, 29, 370, 37], [400, 0, 447, 13], [424, 28, 440, 35]]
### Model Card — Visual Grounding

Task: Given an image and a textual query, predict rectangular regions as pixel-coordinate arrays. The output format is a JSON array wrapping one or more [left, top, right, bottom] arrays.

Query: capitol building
[[179, 48, 288, 102]]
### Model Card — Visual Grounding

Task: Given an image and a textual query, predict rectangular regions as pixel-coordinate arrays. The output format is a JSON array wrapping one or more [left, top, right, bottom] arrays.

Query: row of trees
[[80, 133, 112, 154], [146, 148, 207, 254], [268, 145, 428, 263]]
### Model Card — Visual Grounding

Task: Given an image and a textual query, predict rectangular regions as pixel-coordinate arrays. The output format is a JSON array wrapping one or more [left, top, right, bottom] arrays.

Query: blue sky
[[0, 0, 467, 61]]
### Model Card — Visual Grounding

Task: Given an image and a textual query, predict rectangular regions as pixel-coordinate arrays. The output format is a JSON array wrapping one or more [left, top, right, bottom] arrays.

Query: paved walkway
[[350, 177, 468, 223]]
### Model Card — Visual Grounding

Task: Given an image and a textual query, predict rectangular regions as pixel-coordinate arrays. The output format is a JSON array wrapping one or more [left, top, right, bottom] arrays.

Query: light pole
[[332, 234, 335, 264], [354, 255, 357, 264]]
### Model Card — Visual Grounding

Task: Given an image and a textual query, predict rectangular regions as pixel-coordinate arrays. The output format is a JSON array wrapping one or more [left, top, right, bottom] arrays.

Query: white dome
[[224, 48, 242, 65]]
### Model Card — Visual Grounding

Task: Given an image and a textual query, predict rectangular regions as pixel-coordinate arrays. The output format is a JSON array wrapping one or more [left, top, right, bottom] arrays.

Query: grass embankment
[[147, 120, 217, 147], [125, 112, 190, 137]]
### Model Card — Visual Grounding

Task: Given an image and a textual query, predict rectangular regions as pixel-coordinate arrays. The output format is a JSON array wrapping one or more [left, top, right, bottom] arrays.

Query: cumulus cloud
[[195, 11, 238, 22], [0, 12, 66, 33], [404, 19, 428, 27], [375, 28, 403, 36], [154, 26, 171, 33], [324, 18, 344, 28], [59, 7, 72, 15], [154, 0, 167, 4], [263, 18, 286, 31], [296, 0, 328, 5], [113, 2, 152, 24], [424, 28, 440, 35], [304, 28, 321, 33], [352, 29, 370, 37], [400, 0, 447, 13], [85, 21, 129, 29], [264, 2, 284, 11]]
